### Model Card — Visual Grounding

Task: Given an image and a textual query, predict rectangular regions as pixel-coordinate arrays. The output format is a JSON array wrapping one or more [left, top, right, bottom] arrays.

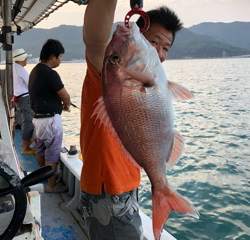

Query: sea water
[[26, 58, 250, 240]]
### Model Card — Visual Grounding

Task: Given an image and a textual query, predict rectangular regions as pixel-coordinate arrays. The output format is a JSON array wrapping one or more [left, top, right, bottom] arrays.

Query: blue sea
[[27, 58, 250, 240]]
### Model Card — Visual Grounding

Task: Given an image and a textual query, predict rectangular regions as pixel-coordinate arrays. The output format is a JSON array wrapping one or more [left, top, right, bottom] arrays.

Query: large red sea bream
[[93, 23, 199, 240]]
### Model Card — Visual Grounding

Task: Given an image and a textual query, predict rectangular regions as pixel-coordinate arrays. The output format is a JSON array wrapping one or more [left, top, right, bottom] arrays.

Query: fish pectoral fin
[[122, 66, 155, 87], [167, 131, 185, 170], [168, 80, 194, 101]]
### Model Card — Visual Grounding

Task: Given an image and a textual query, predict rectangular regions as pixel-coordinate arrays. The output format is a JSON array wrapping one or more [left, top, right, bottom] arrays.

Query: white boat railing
[[60, 151, 176, 240]]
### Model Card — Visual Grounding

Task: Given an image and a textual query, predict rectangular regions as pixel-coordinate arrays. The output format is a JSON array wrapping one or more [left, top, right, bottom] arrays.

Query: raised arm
[[83, 0, 117, 74]]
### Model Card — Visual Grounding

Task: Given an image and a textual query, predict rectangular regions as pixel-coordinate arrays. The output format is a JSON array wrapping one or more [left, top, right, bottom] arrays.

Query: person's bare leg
[[36, 155, 45, 167], [45, 162, 58, 190], [22, 139, 33, 152]]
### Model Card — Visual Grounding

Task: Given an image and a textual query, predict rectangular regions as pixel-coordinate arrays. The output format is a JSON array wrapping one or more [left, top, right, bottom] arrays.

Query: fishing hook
[[124, 0, 150, 33]]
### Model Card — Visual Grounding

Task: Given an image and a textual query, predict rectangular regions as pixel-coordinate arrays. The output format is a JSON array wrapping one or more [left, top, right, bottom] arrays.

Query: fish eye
[[109, 54, 120, 65]]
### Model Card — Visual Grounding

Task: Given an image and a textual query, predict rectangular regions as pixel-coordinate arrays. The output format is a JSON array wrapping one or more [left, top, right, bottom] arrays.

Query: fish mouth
[[109, 53, 120, 65]]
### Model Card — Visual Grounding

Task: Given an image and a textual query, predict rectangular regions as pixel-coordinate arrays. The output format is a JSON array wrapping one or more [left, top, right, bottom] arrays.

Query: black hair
[[40, 39, 65, 61], [136, 6, 182, 45]]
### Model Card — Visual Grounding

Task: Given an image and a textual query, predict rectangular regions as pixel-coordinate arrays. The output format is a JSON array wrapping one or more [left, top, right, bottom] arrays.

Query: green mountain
[[189, 21, 250, 50], [13, 25, 85, 61], [12, 23, 250, 61], [168, 28, 250, 59]]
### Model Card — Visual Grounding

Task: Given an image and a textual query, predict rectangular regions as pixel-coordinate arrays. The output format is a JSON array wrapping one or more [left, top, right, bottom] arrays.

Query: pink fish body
[[94, 23, 199, 240]]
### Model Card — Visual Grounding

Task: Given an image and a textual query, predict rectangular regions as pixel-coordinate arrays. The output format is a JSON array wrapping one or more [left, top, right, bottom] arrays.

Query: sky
[[35, 0, 250, 29]]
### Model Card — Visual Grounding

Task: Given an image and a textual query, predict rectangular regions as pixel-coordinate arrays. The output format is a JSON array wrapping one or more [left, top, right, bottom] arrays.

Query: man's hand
[[62, 103, 71, 112]]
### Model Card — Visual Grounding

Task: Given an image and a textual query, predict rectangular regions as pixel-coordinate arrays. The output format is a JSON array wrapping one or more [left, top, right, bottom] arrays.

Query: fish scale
[[121, 90, 172, 165]]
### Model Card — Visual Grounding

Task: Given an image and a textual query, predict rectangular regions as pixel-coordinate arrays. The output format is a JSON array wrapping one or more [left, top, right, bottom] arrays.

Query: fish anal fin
[[152, 185, 199, 240], [167, 131, 185, 170], [91, 97, 141, 169], [168, 80, 194, 101]]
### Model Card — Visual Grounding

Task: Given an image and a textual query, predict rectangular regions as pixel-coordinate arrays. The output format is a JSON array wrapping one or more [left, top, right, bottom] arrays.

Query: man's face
[[143, 23, 173, 63], [52, 54, 62, 68], [23, 58, 27, 66]]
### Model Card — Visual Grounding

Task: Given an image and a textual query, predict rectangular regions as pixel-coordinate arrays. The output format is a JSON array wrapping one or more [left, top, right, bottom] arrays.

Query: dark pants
[[15, 96, 34, 141], [80, 189, 143, 240]]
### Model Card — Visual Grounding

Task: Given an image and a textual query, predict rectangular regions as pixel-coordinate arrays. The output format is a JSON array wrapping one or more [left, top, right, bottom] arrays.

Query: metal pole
[[4, 0, 13, 103], [2, 0, 14, 131]]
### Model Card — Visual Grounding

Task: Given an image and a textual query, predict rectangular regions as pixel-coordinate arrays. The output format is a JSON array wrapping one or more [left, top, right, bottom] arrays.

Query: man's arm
[[57, 88, 71, 111], [20, 67, 29, 87], [83, 0, 117, 74]]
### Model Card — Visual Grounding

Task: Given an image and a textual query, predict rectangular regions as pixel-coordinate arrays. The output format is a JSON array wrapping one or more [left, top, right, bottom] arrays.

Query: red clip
[[13, 96, 18, 103], [124, 8, 150, 33]]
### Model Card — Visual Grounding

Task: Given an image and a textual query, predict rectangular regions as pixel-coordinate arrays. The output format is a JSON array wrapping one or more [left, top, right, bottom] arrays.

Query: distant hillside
[[13, 25, 85, 61], [189, 21, 250, 50], [168, 28, 250, 59], [12, 23, 250, 61]]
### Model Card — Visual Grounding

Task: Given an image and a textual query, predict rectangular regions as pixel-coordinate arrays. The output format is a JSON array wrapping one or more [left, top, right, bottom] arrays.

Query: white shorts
[[33, 114, 63, 163]]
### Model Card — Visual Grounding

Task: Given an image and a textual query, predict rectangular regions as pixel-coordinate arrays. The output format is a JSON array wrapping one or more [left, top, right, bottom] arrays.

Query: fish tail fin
[[152, 185, 199, 240]]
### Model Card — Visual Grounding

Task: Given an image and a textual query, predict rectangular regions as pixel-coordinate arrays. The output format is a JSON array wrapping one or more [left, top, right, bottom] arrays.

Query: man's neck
[[40, 60, 52, 68], [15, 61, 25, 67]]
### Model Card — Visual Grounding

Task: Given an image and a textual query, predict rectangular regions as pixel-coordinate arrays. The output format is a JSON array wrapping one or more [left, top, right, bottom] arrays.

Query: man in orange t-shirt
[[80, 0, 182, 239]]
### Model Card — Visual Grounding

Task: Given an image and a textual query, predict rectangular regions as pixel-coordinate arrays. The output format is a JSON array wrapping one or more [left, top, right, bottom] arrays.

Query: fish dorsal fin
[[167, 131, 185, 170], [91, 96, 141, 169], [168, 80, 194, 101], [91, 97, 112, 129]]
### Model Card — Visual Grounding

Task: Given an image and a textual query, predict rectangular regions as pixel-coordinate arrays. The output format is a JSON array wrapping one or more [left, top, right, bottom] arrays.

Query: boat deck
[[14, 129, 88, 240], [14, 128, 175, 240]]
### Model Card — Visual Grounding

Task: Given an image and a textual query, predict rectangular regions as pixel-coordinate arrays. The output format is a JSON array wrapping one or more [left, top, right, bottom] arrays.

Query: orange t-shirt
[[80, 59, 141, 195]]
